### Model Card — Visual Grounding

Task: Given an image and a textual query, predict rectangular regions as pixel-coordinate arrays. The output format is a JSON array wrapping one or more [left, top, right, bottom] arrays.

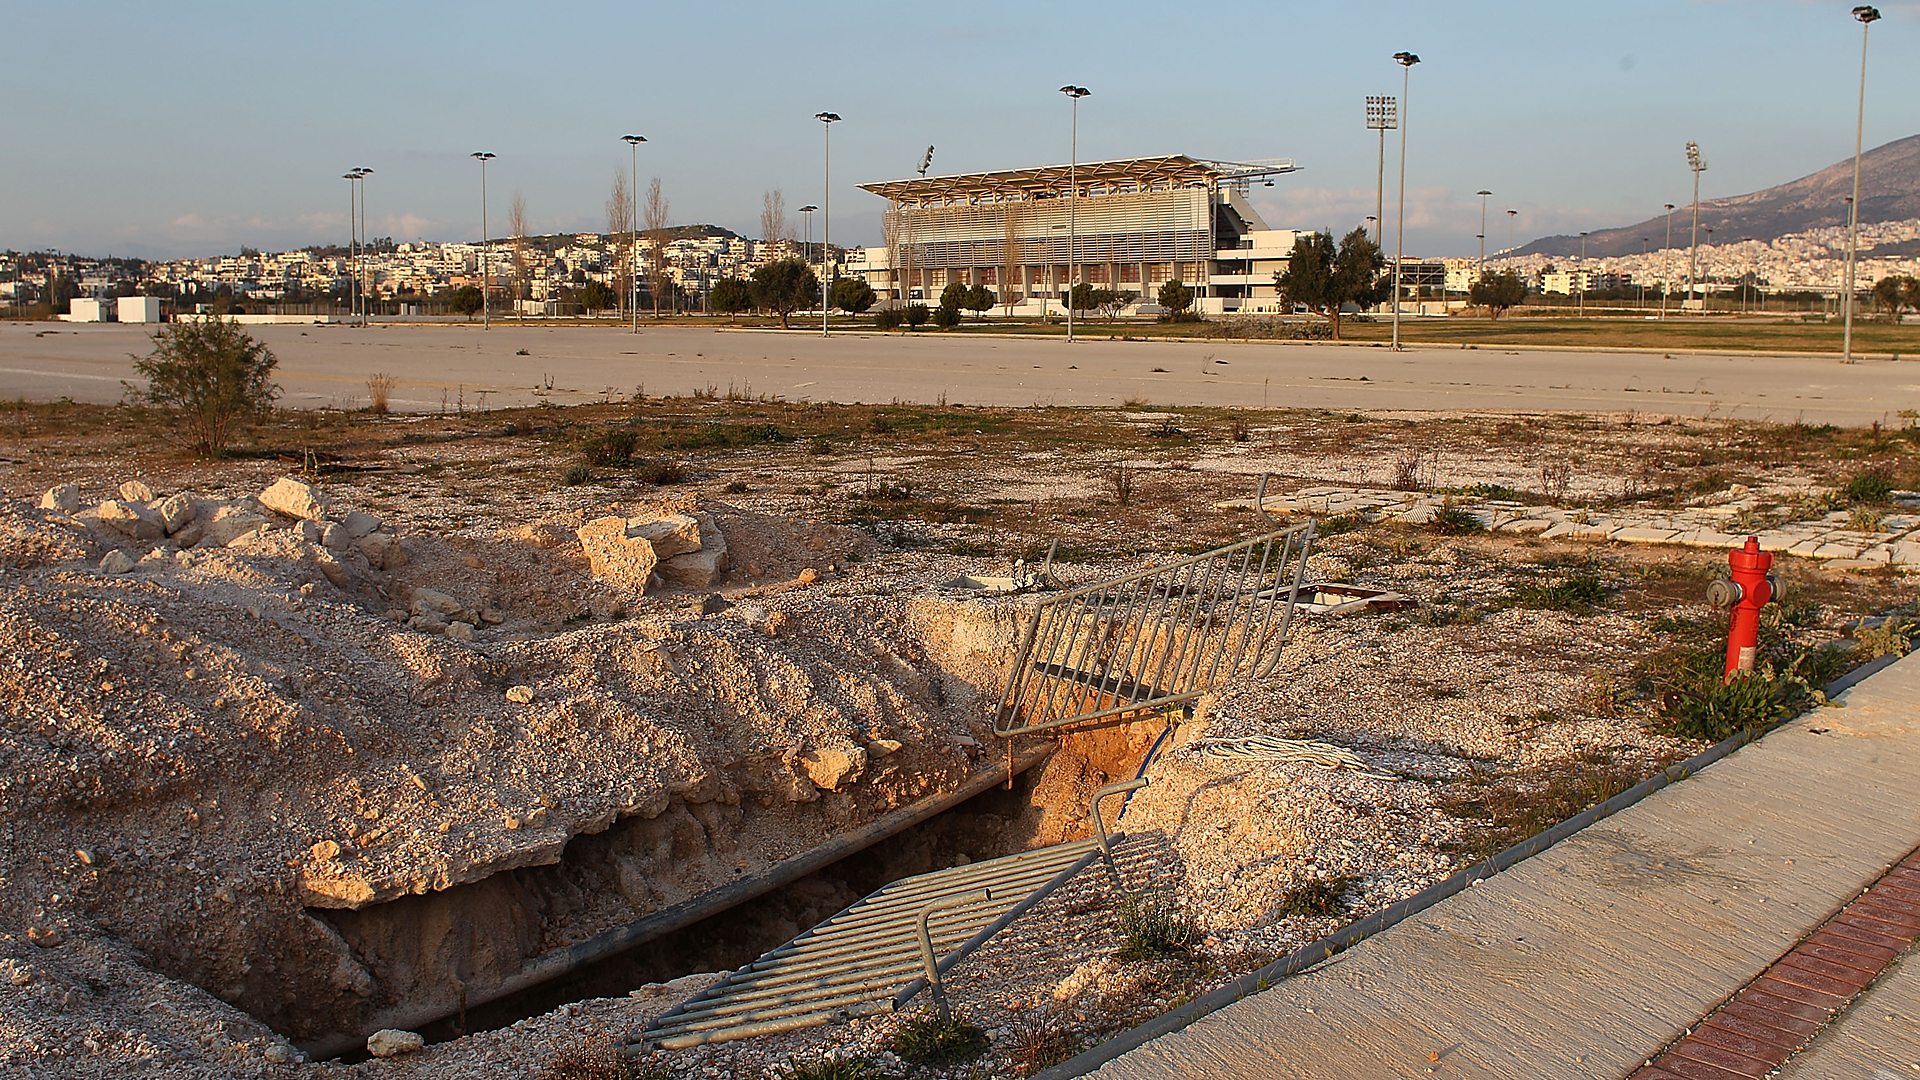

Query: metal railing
[[995, 487, 1314, 737]]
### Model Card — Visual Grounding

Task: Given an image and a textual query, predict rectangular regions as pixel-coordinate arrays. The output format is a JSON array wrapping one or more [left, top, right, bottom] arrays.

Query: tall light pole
[[1389, 52, 1419, 351], [798, 205, 817, 267], [1505, 208, 1517, 255], [1640, 237, 1650, 309], [471, 151, 495, 329], [815, 112, 840, 336], [355, 167, 373, 325], [1843, 5, 1881, 362], [622, 135, 646, 334], [1578, 231, 1589, 317], [1365, 96, 1397, 246], [1685, 141, 1706, 307], [1059, 85, 1090, 343], [1662, 202, 1675, 319], [1475, 189, 1492, 274], [342, 171, 360, 323]]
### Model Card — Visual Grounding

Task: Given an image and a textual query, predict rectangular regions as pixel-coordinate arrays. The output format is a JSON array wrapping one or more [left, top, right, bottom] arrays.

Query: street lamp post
[[355, 167, 373, 325], [1475, 189, 1492, 274], [1686, 141, 1706, 306], [1365, 96, 1397, 247], [1389, 52, 1419, 351], [1505, 209, 1517, 255], [471, 152, 495, 329], [814, 112, 840, 336], [622, 135, 647, 334], [1059, 85, 1090, 343], [1662, 203, 1675, 319], [1843, 4, 1881, 362], [1640, 237, 1650, 309], [798, 205, 818, 267], [341, 171, 360, 323], [1578, 231, 1588, 317]]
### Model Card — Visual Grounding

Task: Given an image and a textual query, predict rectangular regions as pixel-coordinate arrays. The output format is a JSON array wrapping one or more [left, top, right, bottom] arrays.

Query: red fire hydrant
[[1707, 536, 1776, 680]]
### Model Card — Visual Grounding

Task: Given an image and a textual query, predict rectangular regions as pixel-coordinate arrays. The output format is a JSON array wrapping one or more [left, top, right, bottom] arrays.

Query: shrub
[[1274, 875, 1356, 919], [633, 458, 688, 485], [561, 463, 594, 486], [1844, 469, 1895, 504], [932, 303, 961, 329], [905, 303, 930, 330], [776, 1054, 873, 1080], [582, 427, 640, 466], [1010, 1011, 1080, 1076], [888, 1012, 989, 1070], [1429, 504, 1485, 535], [874, 307, 904, 330], [127, 318, 280, 455], [365, 372, 396, 414], [1513, 572, 1611, 612], [537, 1037, 649, 1080], [1115, 889, 1197, 961]]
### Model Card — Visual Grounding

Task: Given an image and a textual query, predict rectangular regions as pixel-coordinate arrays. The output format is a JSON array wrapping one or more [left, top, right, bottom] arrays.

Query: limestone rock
[[366, 1029, 424, 1058], [628, 513, 704, 558], [446, 621, 476, 642], [411, 588, 464, 619], [320, 522, 349, 550], [39, 484, 82, 513], [260, 477, 329, 521], [577, 516, 661, 588], [658, 513, 730, 587], [799, 744, 867, 791], [119, 480, 156, 503], [505, 685, 535, 704], [341, 510, 381, 539], [97, 500, 162, 541], [262, 1043, 302, 1065], [171, 518, 206, 549], [99, 550, 136, 574], [157, 492, 197, 534], [355, 532, 407, 569], [204, 503, 271, 548]]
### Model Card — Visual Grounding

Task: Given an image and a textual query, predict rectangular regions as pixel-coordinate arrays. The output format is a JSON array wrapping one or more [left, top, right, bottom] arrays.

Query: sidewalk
[[1087, 651, 1920, 1079]]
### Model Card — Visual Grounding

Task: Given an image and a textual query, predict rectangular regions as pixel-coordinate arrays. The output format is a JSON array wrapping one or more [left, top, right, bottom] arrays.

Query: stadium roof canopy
[[859, 154, 1299, 205]]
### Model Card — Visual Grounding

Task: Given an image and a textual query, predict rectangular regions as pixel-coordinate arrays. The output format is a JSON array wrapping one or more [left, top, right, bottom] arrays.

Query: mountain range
[[1517, 133, 1920, 258]]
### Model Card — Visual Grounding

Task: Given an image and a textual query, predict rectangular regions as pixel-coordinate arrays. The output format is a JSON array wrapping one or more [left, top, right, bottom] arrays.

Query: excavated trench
[[299, 706, 1162, 1061]]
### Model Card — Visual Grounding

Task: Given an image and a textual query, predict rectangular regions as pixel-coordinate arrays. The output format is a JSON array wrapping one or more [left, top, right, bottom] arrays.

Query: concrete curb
[[1036, 652, 1904, 1079]]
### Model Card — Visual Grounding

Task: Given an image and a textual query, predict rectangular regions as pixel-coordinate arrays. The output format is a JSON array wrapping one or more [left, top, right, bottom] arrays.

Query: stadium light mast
[[471, 152, 495, 329], [1685, 141, 1706, 307], [1505, 208, 1517, 254], [342, 171, 361, 323], [1059, 85, 1090, 343], [354, 168, 374, 326], [1475, 189, 1492, 273], [1843, 4, 1880, 362], [815, 112, 840, 337], [798, 205, 817, 266], [1662, 203, 1676, 320], [1390, 52, 1419, 352], [1366, 96, 1397, 247], [622, 135, 647, 334]]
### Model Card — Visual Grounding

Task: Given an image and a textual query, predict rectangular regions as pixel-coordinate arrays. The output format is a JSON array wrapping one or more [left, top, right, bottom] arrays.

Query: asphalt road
[[4, 320, 1916, 425]]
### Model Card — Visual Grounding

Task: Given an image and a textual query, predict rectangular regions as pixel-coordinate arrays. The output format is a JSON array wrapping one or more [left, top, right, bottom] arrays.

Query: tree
[[931, 303, 961, 329], [905, 302, 930, 330], [644, 177, 671, 316], [606, 170, 633, 321], [1469, 269, 1529, 320], [964, 284, 995, 318], [1906, 277, 1920, 318], [127, 318, 279, 456], [940, 281, 971, 314], [1274, 227, 1385, 338], [445, 285, 484, 317], [1094, 288, 1137, 321], [710, 277, 753, 321], [507, 192, 530, 312], [1157, 279, 1194, 321], [760, 189, 788, 252], [579, 280, 616, 312], [749, 258, 819, 329], [831, 276, 876, 314], [1873, 275, 1914, 321]]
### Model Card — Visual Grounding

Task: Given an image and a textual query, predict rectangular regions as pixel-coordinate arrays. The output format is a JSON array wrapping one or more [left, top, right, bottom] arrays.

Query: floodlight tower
[[814, 111, 840, 336], [1475, 189, 1492, 273], [622, 135, 646, 334], [342, 171, 361, 322], [1685, 141, 1706, 306], [355, 167, 373, 325], [1059, 85, 1090, 343], [1843, 4, 1881, 362], [1365, 95, 1397, 246], [1662, 202, 1676, 319], [798, 205, 817, 266], [471, 152, 496, 328], [1389, 51, 1419, 352]]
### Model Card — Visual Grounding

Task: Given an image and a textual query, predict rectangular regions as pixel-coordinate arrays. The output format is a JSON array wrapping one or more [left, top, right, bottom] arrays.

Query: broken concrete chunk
[[577, 516, 660, 588], [320, 522, 349, 550], [410, 588, 464, 619], [39, 484, 83, 513], [340, 510, 381, 539], [97, 500, 162, 541], [118, 480, 155, 503], [658, 514, 730, 587], [260, 477, 329, 521], [505, 685, 535, 704], [365, 1029, 423, 1058], [799, 744, 867, 791], [99, 550, 136, 574], [446, 621, 476, 642], [156, 492, 197, 534], [354, 531, 407, 569], [628, 513, 704, 558], [203, 503, 270, 548]]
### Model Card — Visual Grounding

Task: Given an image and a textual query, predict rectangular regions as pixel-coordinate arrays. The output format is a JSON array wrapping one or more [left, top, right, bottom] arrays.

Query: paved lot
[[4, 321, 1918, 425], [1089, 652, 1920, 1079]]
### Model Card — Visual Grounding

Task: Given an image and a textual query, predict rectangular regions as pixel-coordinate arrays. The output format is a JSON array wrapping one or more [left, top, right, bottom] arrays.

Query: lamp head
[[471, 151, 495, 162], [1853, 5, 1881, 23], [799, 204, 818, 213], [1476, 189, 1492, 197], [621, 134, 647, 146], [1665, 203, 1675, 211], [815, 111, 841, 124], [1393, 51, 1419, 67], [1058, 85, 1090, 98]]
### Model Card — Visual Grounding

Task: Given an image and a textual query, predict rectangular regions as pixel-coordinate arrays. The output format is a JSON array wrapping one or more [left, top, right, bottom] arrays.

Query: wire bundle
[[1192, 735, 1398, 781]]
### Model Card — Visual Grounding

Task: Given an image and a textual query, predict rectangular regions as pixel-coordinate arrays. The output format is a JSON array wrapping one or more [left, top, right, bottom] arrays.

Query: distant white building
[[117, 296, 162, 323], [62, 298, 112, 322]]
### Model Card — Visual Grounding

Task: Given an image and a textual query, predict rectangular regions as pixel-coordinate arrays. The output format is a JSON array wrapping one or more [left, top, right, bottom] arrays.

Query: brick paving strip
[[1634, 848, 1920, 1080]]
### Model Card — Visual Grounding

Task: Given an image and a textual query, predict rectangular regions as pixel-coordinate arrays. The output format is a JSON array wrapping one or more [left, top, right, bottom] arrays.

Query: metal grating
[[637, 839, 1103, 1050], [995, 510, 1315, 737]]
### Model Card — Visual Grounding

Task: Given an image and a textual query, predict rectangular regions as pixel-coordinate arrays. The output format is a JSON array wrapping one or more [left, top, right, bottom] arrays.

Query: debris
[[259, 477, 330, 521], [98, 550, 135, 574], [505, 685, 535, 704], [366, 1029, 425, 1058]]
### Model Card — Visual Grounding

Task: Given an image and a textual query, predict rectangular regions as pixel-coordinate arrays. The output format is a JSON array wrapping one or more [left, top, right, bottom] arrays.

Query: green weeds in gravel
[[1273, 875, 1356, 919], [1115, 889, 1199, 961], [888, 1012, 990, 1070]]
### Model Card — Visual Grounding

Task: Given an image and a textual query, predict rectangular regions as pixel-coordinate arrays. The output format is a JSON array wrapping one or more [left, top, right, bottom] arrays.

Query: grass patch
[[1843, 469, 1894, 504], [659, 421, 795, 450], [776, 1054, 874, 1080], [1428, 504, 1486, 535], [888, 1012, 990, 1070], [1437, 749, 1646, 862], [1010, 1011, 1081, 1076], [1115, 889, 1199, 961], [561, 463, 593, 487], [1273, 875, 1356, 919], [1512, 572, 1611, 612]]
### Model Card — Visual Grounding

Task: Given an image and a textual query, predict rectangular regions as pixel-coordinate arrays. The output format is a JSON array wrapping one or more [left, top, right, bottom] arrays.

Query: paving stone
[[1810, 543, 1868, 560], [1613, 527, 1682, 543], [1493, 518, 1554, 534]]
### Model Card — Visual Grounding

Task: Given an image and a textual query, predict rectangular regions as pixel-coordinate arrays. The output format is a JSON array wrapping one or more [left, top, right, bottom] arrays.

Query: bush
[[1429, 504, 1485, 535], [537, 1037, 645, 1080], [1655, 662, 1821, 742], [1513, 572, 1611, 612], [366, 372, 396, 414], [1844, 469, 1895, 504], [127, 318, 280, 456], [888, 1012, 989, 1070], [1274, 875, 1355, 919], [932, 304, 961, 329], [582, 427, 640, 465], [905, 303, 930, 330], [633, 458, 688, 485], [873, 307, 904, 330], [776, 1055, 873, 1080], [561, 463, 594, 486]]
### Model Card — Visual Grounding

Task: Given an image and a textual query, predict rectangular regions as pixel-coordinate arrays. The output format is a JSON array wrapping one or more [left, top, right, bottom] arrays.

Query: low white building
[[62, 298, 113, 322], [117, 296, 162, 323]]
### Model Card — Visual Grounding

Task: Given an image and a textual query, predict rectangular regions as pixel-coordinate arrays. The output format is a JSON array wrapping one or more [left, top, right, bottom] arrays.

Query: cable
[[1191, 735, 1398, 781]]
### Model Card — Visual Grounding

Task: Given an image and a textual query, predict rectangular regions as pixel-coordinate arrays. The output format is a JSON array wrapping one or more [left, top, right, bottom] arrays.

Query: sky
[[2, 0, 1915, 261]]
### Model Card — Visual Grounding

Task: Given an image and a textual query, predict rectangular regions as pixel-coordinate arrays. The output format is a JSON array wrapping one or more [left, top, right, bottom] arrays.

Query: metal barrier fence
[[994, 509, 1315, 737]]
